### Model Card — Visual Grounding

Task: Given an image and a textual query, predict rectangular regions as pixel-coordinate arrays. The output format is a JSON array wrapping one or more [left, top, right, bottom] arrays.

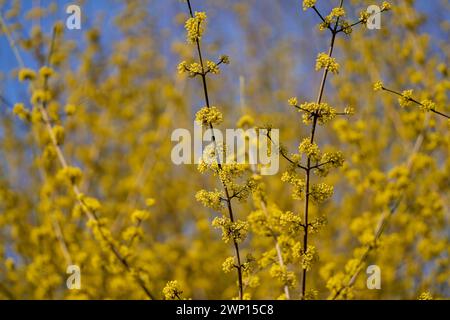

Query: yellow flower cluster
[[381, 1, 392, 11], [130, 209, 150, 224], [288, 97, 298, 106], [359, 11, 371, 24], [399, 89, 413, 108], [321, 151, 345, 168], [52, 125, 65, 145], [212, 216, 249, 244], [195, 106, 224, 126], [297, 245, 318, 271], [339, 21, 352, 34], [13, 103, 31, 121], [219, 55, 230, 64], [420, 99, 436, 112], [269, 265, 296, 287], [308, 216, 327, 234], [163, 280, 183, 300], [86, 217, 115, 251], [18, 68, 36, 82], [31, 89, 51, 105], [299, 138, 321, 162], [178, 61, 203, 77], [418, 292, 433, 300], [302, 0, 316, 11], [195, 189, 224, 211], [64, 104, 77, 116], [78, 194, 102, 212], [373, 81, 384, 91], [121, 226, 143, 243], [206, 60, 220, 74], [331, 7, 346, 18], [298, 101, 337, 124], [185, 11, 207, 43], [315, 52, 339, 74], [310, 183, 334, 204], [222, 257, 236, 273], [279, 211, 303, 235], [39, 66, 54, 78], [281, 171, 306, 200], [314, 151, 345, 177], [319, 8, 348, 32], [56, 166, 83, 185]]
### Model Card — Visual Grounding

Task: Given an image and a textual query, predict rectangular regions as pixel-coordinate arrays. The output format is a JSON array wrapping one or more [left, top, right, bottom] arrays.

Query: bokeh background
[[0, 0, 448, 299]]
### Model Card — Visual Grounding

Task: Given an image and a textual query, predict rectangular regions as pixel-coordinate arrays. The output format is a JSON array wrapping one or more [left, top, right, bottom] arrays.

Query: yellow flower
[[302, 0, 316, 11], [31, 90, 51, 105], [299, 245, 318, 271], [18, 68, 36, 82], [373, 81, 384, 91], [188, 62, 203, 76], [52, 125, 65, 145], [381, 1, 392, 11], [57, 166, 83, 185], [185, 11, 207, 43], [65, 104, 77, 116], [220, 55, 230, 64], [319, 16, 333, 31], [418, 291, 433, 300], [288, 97, 298, 106], [206, 60, 220, 74], [399, 89, 413, 108], [420, 99, 436, 112], [359, 11, 371, 24], [315, 52, 339, 74], [222, 257, 236, 273], [13, 103, 30, 121], [195, 106, 223, 126], [281, 172, 306, 200], [178, 62, 204, 77], [269, 265, 296, 287], [39, 66, 54, 78], [300, 102, 337, 124], [212, 217, 249, 244], [79, 195, 102, 212], [163, 281, 183, 300], [331, 7, 346, 18], [145, 198, 156, 207], [299, 138, 321, 162], [131, 210, 150, 224], [177, 61, 187, 74], [310, 183, 334, 204], [340, 21, 352, 34]]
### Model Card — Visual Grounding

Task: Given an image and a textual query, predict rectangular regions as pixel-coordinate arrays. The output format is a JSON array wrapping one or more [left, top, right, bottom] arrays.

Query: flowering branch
[[0, 15, 155, 300], [331, 125, 426, 299], [183, 0, 245, 299], [298, 0, 344, 299], [374, 82, 450, 119]]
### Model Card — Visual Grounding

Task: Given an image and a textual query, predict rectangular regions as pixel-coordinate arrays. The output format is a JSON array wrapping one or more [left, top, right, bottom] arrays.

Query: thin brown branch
[[381, 87, 450, 119]]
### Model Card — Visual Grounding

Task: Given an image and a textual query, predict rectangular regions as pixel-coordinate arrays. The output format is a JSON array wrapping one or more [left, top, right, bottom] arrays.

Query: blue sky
[[1, 0, 446, 108]]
